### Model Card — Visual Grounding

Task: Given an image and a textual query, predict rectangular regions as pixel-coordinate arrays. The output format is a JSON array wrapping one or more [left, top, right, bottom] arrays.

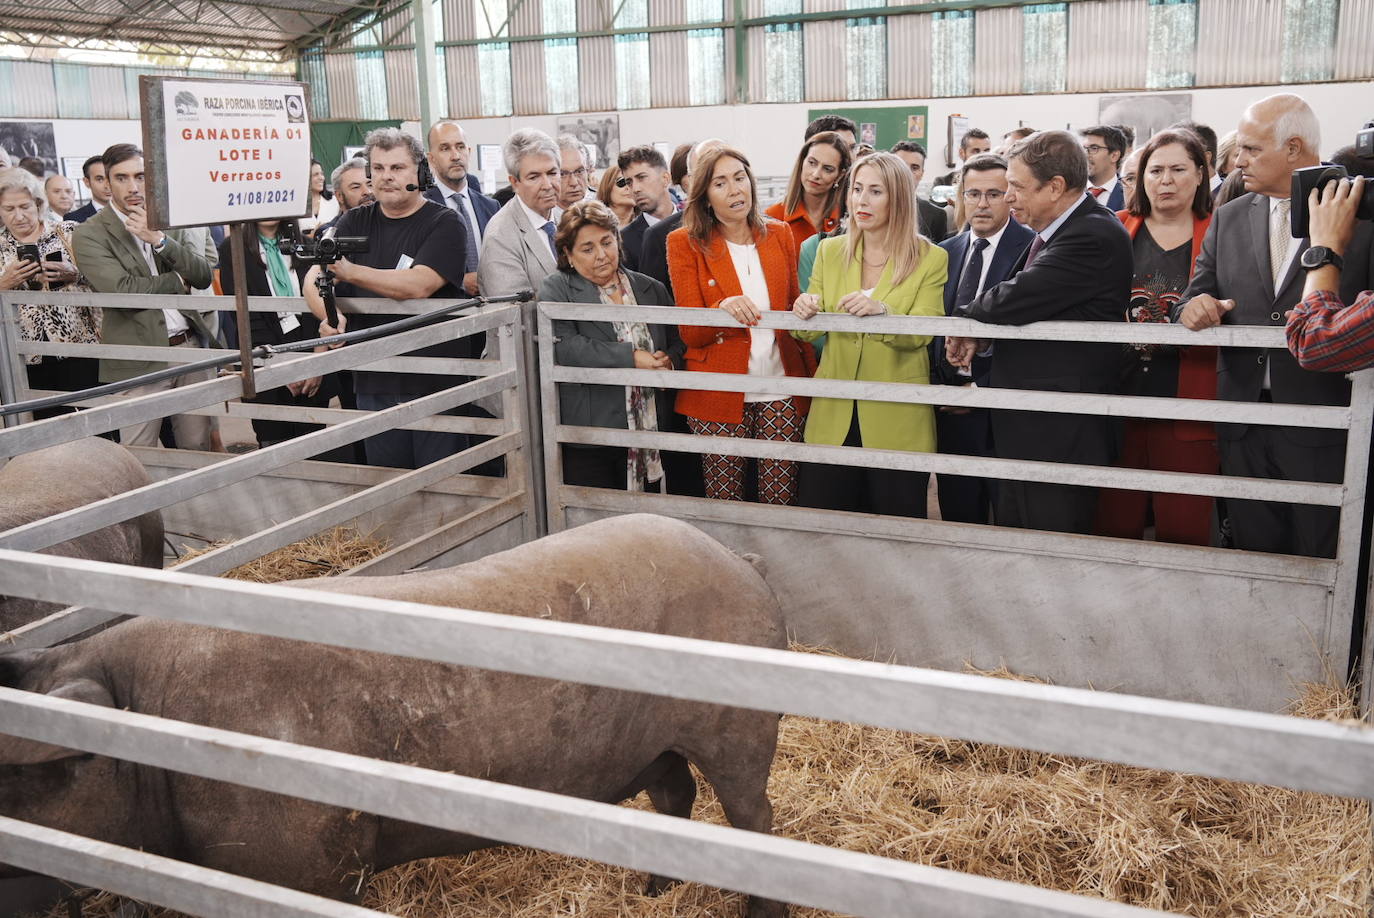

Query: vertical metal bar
[[1344, 369, 1374, 712], [733, 0, 748, 104], [413, 0, 441, 129], [537, 301, 565, 533], [0, 292, 33, 428], [499, 308, 543, 541], [521, 297, 552, 534], [229, 223, 257, 399]]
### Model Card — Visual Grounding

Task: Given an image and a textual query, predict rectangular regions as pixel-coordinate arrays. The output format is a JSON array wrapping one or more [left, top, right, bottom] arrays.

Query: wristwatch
[[1300, 246, 1343, 271], [152, 235, 168, 253]]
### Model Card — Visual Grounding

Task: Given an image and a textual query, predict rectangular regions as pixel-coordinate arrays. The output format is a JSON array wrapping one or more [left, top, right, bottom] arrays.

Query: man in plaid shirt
[[1287, 175, 1374, 371]]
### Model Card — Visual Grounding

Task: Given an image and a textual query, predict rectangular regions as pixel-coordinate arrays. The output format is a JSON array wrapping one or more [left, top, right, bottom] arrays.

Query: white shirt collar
[[1092, 175, 1119, 196], [516, 195, 555, 233], [437, 176, 468, 198], [1038, 193, 1089, 243]]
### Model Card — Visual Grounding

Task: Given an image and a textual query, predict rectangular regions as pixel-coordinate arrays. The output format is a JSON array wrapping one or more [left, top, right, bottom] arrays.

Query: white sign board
[[142, 76, 312, 229]]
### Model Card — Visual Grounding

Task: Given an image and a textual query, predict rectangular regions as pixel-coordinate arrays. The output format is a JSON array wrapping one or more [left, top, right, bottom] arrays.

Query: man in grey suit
[[477, 128, 562, 299], [73, 143, 216, 450], [1174, 93, 1374, 557]]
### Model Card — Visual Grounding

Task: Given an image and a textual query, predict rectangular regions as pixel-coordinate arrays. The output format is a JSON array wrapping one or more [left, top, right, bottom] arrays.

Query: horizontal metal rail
[[558, 425, 1341, 505], [0, 687, 1165, 918], [1, 551, 1371, 800], [0, 306, 520, 456], [0, 370, 517, 554], [551, 365, 1350, 429], [0, 817, 378, 918], [540, 301, 1302, 349], [3, 291, 484, 317]]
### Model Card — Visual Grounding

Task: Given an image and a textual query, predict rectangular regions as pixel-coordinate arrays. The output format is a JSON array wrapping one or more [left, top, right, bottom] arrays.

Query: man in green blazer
[[74, 143, 217, 450]]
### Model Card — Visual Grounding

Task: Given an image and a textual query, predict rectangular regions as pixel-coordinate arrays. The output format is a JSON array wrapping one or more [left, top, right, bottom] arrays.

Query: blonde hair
[[843, 152, 926, 286]]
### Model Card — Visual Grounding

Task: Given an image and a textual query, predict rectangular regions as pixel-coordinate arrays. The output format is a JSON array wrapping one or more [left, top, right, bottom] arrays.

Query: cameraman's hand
[[329, 257, 356, 283], [1309, 176, 1364, 255], [319, 311, 347, 345]]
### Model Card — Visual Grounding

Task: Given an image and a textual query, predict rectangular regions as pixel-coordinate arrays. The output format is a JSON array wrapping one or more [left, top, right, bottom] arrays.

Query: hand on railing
[[837, 291, 888, 317], [793, 292, 821, 321], [1178, 294, 1235, 330], [719, 295, 762, 327]]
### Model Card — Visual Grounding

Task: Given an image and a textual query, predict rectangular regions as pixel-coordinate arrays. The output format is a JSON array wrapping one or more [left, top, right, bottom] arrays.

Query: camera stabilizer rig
[[278, 223, 369, 330]]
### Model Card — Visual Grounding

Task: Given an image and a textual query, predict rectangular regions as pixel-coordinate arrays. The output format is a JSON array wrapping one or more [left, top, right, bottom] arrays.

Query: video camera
[[277, 224, 369, 332], [1290, 120, 1374, 237]]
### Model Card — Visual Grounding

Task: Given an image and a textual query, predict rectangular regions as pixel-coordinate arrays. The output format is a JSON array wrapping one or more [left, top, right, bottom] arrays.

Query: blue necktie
[[955, 237, 989, 309], [450, 193, 480, 275], [541, 221, 556, 255]]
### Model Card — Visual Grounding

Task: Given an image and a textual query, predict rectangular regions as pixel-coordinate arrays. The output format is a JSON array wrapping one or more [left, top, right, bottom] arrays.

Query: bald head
[[682, 138, 726, 194], [1235, 93, 1321, 197], [1242, 93, 1321, 155]]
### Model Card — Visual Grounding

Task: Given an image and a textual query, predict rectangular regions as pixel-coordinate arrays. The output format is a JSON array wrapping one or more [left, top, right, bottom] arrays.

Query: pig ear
[[1, 677, 114, 766]]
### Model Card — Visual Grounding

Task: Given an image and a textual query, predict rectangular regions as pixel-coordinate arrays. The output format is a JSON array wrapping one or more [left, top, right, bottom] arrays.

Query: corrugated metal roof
[[0, 0, 365, 59]]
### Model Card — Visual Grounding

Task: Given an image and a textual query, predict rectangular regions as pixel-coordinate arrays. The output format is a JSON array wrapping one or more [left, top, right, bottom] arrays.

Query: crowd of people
[[1, 90, 1372, 559]]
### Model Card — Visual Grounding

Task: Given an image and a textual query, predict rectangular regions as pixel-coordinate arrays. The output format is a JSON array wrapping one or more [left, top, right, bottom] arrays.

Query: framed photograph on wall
[[557, 114, 620, 169], [1097, 93, 1193, 145], [0, 121, 58, 175]]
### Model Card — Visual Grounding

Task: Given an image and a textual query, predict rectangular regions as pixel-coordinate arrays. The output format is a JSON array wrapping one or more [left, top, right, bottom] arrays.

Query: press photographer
[[302, 126, 475, 469], [1286, 161, 1374, 371]]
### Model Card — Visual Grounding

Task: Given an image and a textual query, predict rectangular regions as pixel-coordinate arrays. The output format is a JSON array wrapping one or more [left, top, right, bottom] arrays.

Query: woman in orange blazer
[[667, 145, 817, 504], [1095, 128, 1216, 545], [764, 131, 851, 250]]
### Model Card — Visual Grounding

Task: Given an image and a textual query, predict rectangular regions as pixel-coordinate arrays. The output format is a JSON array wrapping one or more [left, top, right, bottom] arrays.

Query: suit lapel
[[1248, 194, 1272, 291], [100, 207, 153, 279], [943, 233, 968, 314], [515, 204, 557, 275]]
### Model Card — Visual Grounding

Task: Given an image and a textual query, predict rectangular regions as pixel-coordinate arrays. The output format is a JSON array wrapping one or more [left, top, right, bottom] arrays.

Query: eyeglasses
[[1082, 144, 1108, 155], [615, 176, 630, 188], [961, 189, 1006, 203]]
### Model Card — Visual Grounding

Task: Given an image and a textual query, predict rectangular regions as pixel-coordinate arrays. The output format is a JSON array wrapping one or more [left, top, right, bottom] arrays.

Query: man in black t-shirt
[[304, 127, 474, 470]]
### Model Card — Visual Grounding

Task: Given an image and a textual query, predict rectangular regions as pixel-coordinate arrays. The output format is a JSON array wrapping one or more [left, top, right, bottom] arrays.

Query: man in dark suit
[[1174, 93, 1374, 558], [617, 145, 676, 271], [931, 153, 1036, 524], [947, 131, 1133, 534], [65, 155, 109, 224], [637, 138, 726, 297], [890, 141, 950, 241], [1079, 124, 1127, 211], [425, 120, 500, 296]]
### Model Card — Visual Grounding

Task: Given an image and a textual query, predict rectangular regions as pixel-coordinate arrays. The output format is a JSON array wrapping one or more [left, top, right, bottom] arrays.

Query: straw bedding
[[34, 530, 1374, 917]]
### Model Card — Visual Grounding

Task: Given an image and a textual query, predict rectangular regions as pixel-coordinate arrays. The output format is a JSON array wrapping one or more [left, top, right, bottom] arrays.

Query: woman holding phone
[[0, 166, 99, 418]]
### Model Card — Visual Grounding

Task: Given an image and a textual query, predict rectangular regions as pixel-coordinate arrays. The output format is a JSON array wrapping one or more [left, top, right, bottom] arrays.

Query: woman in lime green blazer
[[792, 151, 948, 517]]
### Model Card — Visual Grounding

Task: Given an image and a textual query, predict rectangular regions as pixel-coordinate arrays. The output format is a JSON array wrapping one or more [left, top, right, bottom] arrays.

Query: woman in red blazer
[[667, 145, 817, 504], [764, 131, 851, 251], [1095, 128, 1217, 545]]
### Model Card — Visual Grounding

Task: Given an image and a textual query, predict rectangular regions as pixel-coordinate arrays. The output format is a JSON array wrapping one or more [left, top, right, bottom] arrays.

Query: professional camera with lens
[[1290, 121, 1374, 237], [275, 223, 369, 332]]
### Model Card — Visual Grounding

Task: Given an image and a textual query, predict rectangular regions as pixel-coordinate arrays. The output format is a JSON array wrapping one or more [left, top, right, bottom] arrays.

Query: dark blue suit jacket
[[931, 218, 1036, 387], [423, 182, 500, 236], [66, 201, 99, 224], [1103, 180, 1125, 212]]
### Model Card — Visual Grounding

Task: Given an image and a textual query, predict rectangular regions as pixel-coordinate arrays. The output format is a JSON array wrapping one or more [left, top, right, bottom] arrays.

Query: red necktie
[[1090, 186, 1106, 198], [1024, 234, 1045, 266]]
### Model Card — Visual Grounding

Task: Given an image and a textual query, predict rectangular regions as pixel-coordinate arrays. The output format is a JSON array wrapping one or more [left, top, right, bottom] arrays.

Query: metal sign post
[[228, 224, 256, 399]]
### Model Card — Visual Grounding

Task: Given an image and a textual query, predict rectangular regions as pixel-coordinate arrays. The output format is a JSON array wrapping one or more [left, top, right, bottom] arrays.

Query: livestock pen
[[1, 287, 1372, 916]]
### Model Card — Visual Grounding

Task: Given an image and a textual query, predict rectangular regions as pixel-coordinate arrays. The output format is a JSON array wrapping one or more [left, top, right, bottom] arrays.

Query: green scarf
[[260, 233, 293, 297]]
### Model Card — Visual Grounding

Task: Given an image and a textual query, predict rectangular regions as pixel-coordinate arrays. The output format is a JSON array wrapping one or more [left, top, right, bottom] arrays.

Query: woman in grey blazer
[[540, 200, 684, 490]]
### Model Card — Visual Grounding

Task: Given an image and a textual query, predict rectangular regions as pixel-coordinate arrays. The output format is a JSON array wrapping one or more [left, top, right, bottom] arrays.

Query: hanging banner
[[140, 75, 313, 229]]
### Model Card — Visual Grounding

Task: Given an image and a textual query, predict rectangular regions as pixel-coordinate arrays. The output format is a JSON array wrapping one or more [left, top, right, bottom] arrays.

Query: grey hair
[[363, 127, 425, 167], [503, 128, 559, 178], [331, 156, 368, 188], [0, 166, 46, 218], [1246, 93, 1321, 153], [556, 134, 586, 160]]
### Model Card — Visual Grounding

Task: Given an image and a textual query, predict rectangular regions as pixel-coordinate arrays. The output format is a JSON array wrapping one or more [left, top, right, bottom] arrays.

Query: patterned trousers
[[686, 398, 805, 504]]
